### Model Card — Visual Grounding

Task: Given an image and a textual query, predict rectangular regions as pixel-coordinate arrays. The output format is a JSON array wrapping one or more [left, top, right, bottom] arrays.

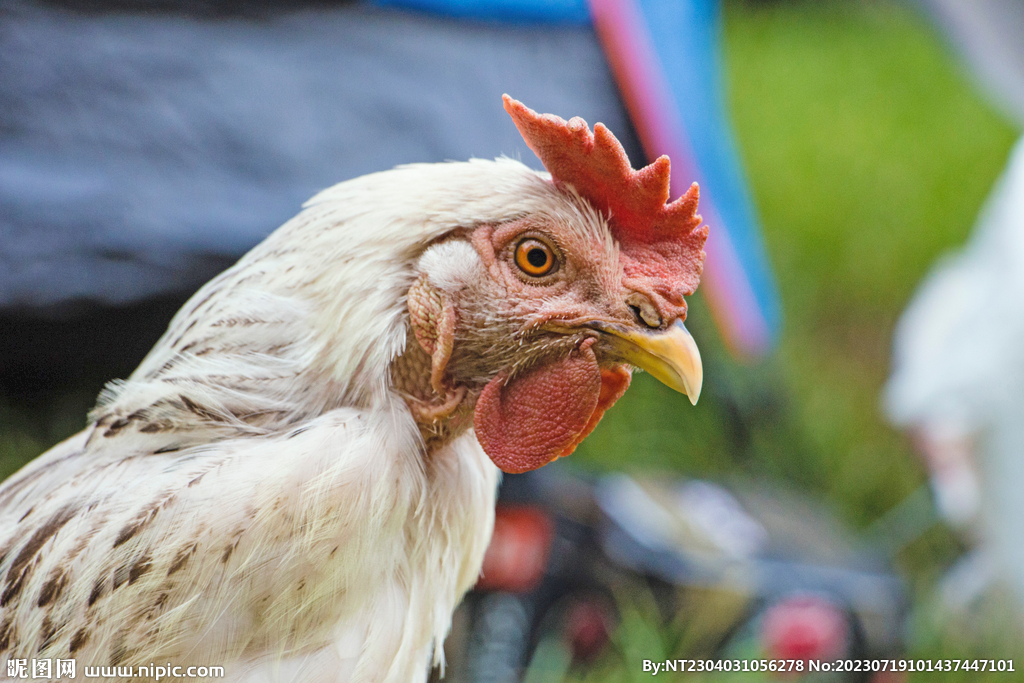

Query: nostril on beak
[[626, 293, 662, 329]]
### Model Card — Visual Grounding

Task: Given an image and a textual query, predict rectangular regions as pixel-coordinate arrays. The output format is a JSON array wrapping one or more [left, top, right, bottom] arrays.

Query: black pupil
[[526, 248, 548, 269]]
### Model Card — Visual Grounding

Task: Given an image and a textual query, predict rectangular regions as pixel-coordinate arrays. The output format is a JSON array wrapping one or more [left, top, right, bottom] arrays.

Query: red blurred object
[[476, 506, 554, 593], [761, 595, 849, 663], [565, 599, 612, 661]]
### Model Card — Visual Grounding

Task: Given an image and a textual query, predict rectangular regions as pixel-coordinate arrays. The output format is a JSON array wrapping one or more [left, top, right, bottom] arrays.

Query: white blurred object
[[675, 480, 769, 560], [939, 550, 996, 613], [885, 135, 1024, 610], [596, 475, 768, 560]]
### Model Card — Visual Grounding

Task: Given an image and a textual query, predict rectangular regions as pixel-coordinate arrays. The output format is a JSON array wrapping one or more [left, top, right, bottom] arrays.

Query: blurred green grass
[[725, 0, 1016, 527]]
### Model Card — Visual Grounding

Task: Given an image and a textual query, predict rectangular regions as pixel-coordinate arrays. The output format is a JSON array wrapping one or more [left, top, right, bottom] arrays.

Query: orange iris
[[514, 239, 555, 277]]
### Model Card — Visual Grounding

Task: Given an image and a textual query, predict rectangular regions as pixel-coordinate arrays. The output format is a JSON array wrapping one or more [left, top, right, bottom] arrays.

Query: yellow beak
[[601, 319, 703, 405]]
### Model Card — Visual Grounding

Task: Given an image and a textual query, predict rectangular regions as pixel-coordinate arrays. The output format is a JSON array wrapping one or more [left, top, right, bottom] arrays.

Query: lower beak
[[598, 319, 703, 405]]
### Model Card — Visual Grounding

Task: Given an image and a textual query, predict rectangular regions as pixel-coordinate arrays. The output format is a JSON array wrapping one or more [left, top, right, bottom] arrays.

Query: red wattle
[[558, 365, 632, 458], [473, 340, 631, 474]]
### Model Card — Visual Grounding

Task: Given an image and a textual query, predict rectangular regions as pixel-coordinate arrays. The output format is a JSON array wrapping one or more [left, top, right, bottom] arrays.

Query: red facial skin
[[467, 220, 632, 474]]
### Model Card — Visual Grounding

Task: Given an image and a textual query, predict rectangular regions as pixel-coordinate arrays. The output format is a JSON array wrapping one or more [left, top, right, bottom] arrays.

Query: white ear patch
[[417, 240, 486, 294]]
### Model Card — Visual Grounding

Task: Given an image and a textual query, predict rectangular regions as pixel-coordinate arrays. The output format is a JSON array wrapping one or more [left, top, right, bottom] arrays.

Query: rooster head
[[396, 96, 708, 474], [88, 98, 707, 479]]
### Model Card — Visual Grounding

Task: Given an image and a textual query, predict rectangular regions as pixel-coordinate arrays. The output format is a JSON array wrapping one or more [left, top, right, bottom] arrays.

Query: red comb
[[503, 95, 708, 305]]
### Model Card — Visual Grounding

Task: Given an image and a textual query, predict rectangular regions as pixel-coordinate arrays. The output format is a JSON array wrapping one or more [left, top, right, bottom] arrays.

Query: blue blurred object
[[372, 0, 590, 24], [588, 0, 781, 355], [641, 0, 782, 347]]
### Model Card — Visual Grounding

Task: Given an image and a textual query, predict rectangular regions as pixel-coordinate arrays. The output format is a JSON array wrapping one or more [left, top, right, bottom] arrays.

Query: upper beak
[[595, 319, 703, 405]]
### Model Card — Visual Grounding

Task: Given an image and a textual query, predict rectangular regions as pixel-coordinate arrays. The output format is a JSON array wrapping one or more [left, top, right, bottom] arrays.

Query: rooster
[[0, 96, 707, 682]]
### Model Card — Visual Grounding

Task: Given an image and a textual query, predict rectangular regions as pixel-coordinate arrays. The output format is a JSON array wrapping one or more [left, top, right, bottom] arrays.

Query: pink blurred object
[[761, 595, 849, 663], [587, 0, 780, 357]]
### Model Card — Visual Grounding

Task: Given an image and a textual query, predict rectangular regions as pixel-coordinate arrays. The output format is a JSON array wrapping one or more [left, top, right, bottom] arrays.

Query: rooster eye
[[514, 239, 557, 277]]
